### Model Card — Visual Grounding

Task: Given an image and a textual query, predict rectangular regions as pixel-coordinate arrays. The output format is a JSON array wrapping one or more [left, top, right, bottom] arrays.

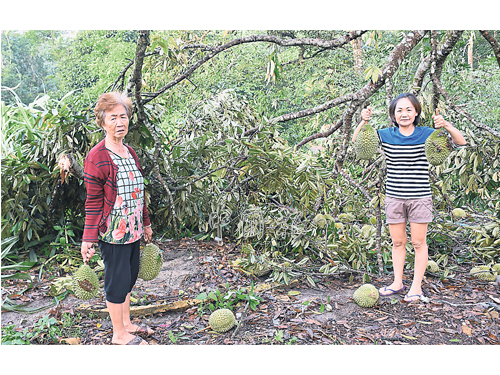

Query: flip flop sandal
[[379, 285, 405, 296], [404, 293, 424, 302], [112, 335, 147, 345], [134, 325, 153, 336]]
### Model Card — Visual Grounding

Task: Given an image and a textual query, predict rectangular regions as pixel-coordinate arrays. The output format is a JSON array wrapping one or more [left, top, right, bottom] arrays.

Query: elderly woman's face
[[102, 104, 129, 140]]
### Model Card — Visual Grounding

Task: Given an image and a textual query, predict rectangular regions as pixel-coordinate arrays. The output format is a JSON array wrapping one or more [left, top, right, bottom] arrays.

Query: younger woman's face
[[394, 97, 418, 127]]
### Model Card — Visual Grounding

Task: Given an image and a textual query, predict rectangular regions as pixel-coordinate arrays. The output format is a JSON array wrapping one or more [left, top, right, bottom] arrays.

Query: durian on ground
[[470, 265, 498, 282], [426, 260, 440, 273], [209, 308, 236, 333], [353, 284, 379, 308]]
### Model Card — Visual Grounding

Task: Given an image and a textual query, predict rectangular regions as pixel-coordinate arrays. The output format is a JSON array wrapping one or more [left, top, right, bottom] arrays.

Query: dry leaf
[[59, 337, 81, 345], [462, 324, 472, 336], [489, 295, 500, 304], [288, 291, 301, 296]]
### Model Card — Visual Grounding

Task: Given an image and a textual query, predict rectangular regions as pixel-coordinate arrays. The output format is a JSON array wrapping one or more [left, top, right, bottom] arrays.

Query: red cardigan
[[82, 139, 151, 242]]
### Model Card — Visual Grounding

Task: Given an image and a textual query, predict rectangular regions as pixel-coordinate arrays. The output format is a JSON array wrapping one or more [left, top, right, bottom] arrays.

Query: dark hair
[[388, 93, 422, 127], [94, 92, 133, 128]]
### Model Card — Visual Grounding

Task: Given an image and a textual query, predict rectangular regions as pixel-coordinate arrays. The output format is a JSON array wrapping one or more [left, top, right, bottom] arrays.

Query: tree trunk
[[468, 31, 474, 71], [351, 38, 363, 75]]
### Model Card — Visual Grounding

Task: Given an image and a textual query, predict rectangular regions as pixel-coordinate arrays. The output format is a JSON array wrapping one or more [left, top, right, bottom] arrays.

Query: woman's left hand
[[144, 226, 153, 243], [432, 113, 453, 131]]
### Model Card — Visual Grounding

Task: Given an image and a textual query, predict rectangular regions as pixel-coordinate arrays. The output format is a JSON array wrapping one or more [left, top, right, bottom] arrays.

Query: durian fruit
[[334, 222, 344, 230], [353, 284, 379, 308], [425, 128, 452, 166], [209, 308, 236, 333], [361, 224, 374, 238], [354, 124, 379, 160], [452, 208, 466, 219], [492, 264, 500, 273], [72, 264, 100, 300], [313, 214, 327, 229], [469, 265, 498, 282], [246, 262, 272, 277], [370, 216, 377, 225], [426, 260, 440, 273], [338, 213, 355, 223], [138, 243, 163, 281]]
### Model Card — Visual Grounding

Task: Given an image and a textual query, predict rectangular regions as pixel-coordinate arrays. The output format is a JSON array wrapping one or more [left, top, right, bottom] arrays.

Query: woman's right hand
[[81, 242, 96, 263], [361, 106, 372, 122]]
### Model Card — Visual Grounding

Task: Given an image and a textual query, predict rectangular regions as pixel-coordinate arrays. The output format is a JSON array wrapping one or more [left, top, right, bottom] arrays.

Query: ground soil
[[1, 238, 499, 345]]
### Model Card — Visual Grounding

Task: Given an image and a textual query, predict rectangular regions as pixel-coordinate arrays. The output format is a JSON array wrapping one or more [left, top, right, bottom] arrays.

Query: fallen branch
[[76, 298, 202, 318]]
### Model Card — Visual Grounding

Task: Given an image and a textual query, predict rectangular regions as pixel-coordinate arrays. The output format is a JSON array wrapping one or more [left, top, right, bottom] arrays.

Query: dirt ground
[[1, 238, 499, 345]]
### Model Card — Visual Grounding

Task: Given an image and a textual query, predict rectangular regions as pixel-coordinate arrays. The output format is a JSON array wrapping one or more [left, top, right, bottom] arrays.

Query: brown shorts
[[384, 196, 433, 224]]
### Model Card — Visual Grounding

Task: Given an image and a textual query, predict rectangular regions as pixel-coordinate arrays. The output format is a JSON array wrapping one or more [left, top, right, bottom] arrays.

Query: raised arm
[[432, 112, 466, 145], [352, 107, 372, 143]]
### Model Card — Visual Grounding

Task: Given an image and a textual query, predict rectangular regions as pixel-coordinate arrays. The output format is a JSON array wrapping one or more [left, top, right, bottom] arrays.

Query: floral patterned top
[[98, 149, 144, 244]]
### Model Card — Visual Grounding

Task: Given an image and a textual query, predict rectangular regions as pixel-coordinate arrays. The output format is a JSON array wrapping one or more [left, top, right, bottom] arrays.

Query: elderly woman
[[81, 92, 153, 345]]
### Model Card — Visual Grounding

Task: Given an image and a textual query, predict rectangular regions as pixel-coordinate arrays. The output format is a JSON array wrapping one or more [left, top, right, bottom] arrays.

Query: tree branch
[[412, 30, 463, 95], [479, 30, 500, 69], [142, 31, 367, 105], [432, 74, 500, 138], [285, 30, 427, 146]]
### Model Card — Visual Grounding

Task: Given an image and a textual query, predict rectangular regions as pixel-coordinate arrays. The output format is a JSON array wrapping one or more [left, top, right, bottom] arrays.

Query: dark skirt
[[99, 240, 141, 304]]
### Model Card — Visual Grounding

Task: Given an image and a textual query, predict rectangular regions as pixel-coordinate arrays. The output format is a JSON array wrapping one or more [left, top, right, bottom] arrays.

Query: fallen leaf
[[288, 291, 301, 296], [401, 334, 417, 340], [485, 310, 499, 319], [462, 324, 472, 336], [59, 337, 81, 345], [489, 295, 500, 304]]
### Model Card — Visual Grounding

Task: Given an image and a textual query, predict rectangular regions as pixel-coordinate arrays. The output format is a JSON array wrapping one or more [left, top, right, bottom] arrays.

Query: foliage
[[55, 30, 138, 100], [195, 281, 263, 314], [1, 313, 81, 345], [1, 92, 99, 258], [1, 30, 66, 105]]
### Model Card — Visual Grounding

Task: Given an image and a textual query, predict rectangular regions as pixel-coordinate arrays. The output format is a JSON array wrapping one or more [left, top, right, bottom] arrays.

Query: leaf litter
[[1, 238, 499, 345]]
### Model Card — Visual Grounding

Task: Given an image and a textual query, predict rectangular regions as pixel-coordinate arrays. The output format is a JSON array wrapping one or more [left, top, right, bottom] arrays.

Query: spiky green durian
[[452, 208, 466, 219], [492, 264, 500, 273], [138, 243, 163, 281], [353, 284, 379, 308], [313, 214, 327, 229], [425, 128, 452, 166], [72, 264, 100, 300], [470, 265, 498, 282], [338, 213, 355, 223], [426, 260, 440, 273], [209, 308, 236, 333], [354, 124, 379, 160]]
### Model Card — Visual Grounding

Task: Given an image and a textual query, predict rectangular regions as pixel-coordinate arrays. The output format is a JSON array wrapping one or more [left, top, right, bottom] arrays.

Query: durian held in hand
[[72, 263, 100, 300], [138, 243, 163, 281], [424, 109, 453, 166], [353, 106, 378, 160], [424, 132, 452, 166]]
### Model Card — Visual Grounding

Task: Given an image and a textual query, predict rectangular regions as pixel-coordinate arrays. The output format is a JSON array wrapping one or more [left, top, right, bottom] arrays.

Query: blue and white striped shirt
[[377, 126, 435, 199]]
